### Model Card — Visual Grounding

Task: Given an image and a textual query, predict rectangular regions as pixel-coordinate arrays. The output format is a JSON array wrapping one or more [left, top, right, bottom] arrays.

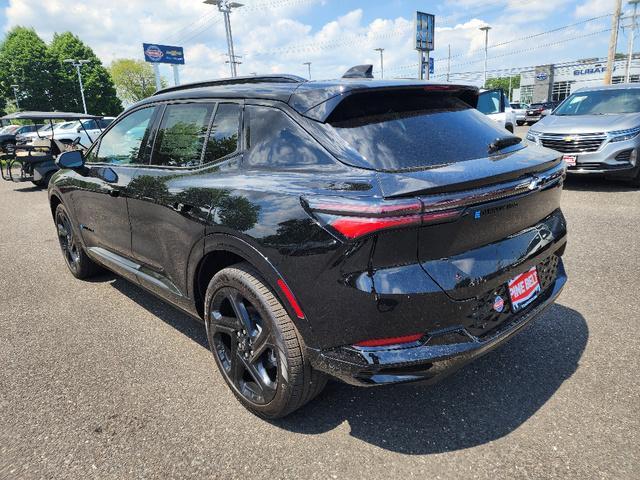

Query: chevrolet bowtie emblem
[[564, 136, 575, 142]]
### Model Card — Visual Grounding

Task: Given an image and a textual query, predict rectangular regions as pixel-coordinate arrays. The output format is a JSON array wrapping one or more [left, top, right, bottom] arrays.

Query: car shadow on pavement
[[563, 176, 637, 192], [92, 272, 587, 455], [274, 304, 587, 455], [99, 273, 209, 349]]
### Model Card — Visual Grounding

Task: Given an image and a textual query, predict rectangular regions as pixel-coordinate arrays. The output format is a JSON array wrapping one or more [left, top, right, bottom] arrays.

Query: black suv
[[49, 72, 568, 418]]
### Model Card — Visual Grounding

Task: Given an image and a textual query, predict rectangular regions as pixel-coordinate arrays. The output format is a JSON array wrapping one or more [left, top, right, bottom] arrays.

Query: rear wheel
[[55, 204, 101, 279], [204, 263, 327, 419]]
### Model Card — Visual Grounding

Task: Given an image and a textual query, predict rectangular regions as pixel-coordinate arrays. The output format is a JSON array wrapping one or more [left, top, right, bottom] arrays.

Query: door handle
[[108, 188, 121, 197]]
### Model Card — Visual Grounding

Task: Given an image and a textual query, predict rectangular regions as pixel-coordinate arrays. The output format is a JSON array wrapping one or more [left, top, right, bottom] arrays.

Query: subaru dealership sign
[[143, 43, 185, 65]]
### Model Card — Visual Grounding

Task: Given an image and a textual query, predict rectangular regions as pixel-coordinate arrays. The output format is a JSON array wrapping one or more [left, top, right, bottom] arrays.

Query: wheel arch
[[190, 233, 312, 341], [49, 192, 62, 219]]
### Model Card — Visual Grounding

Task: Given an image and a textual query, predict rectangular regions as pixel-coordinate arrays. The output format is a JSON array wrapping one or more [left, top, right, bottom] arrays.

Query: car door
[[69, 105, 159, 281], [126, 101, 242, 306]]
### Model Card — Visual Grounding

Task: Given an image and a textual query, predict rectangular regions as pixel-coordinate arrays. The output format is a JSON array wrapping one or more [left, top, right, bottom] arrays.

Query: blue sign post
[[143, 43, 185, 89], [415, 11, 435, 80]]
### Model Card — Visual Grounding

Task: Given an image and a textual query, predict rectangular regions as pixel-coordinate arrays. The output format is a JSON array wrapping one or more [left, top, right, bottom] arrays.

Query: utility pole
[[10, 84, 19, 110], [626, 0, 640, 83], [303, 62, 311, 80], [64, 59, 90, 114], [446, 44, 451, 82], [374, 48, 384, 79], [172, 65, 180, 86], [479, 25, 491, 87], [605, 0, 623, 84], [204, 0, 243, 78]]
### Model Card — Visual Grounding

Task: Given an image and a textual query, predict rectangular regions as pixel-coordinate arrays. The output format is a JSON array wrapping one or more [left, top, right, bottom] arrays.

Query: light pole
[[64, 59, 90, 114], [10, 84, 20, 110], [374, 48, 384, 79], [479, 25, 491, 87], [204, 0, 243, 78], [626, 0, 640, 83], [303, 62, 311, 80]]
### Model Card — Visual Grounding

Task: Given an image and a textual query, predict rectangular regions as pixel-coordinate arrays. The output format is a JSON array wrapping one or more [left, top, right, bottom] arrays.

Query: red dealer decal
[[508, 267, 541, 312]]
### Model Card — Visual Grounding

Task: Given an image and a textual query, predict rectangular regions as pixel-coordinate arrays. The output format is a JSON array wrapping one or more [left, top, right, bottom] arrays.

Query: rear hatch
[[318, 87, 565, 300]]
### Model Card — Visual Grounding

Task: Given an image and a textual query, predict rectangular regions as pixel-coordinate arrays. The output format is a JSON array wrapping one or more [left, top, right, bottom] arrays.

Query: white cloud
[[575, 0, 613, 18], [2, 0, 614, 88]]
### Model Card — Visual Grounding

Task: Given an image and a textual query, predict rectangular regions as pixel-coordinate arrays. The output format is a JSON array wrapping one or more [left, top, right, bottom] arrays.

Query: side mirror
[[56, 150, 85, 169]]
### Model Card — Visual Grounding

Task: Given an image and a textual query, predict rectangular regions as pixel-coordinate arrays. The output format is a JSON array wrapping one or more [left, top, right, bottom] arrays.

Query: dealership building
[[517, 57, 640, 104]]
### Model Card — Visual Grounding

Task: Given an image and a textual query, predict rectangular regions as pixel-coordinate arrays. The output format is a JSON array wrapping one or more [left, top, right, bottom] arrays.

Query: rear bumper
[[308, 259, 567, 387]]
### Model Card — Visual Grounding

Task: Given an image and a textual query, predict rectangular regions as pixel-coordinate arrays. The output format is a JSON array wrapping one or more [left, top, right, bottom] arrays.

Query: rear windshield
[[325, 90, 514, 171]]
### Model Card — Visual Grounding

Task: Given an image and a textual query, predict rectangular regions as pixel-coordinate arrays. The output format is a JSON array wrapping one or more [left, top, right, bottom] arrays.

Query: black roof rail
[[153, 74, 307, 96]]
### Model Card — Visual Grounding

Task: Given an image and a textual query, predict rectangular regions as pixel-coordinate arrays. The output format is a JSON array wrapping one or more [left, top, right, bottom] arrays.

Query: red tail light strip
[[355, 333, 424, 347], [331, 214, 422, 239]]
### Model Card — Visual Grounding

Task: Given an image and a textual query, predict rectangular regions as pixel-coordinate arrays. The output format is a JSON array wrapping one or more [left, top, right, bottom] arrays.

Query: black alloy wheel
[[54, 204, 101, 279], [204, 263, 327, 418], [209, 287, 279, 405], [56, 208, 81, 274]]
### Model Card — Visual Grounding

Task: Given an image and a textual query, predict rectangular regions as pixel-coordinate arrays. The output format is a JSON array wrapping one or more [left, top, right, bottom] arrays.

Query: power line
[[385, 27, 612, 76]]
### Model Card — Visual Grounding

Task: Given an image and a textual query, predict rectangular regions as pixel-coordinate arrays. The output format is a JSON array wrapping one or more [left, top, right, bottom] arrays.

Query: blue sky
[[0, 0, 617, 84]]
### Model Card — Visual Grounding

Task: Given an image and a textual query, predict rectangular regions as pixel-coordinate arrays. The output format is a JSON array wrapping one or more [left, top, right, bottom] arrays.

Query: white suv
[[478, 89, 516, 133], [44, 118, 114, 149]]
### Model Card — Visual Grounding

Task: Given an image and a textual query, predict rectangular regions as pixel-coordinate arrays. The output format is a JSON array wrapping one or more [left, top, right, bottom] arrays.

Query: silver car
[[526, 84, 640, 186]]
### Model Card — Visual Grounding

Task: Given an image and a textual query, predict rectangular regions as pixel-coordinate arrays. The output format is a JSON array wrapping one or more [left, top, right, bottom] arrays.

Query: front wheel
[[55, 204, 101, 279], [204, 263, 327, 419]]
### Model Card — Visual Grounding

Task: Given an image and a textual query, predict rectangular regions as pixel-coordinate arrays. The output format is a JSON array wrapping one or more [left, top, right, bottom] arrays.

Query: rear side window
[[325, 90, 512, 172], [151, 103, 215, 167], [203, 103, 240, 164], [244, 105, 335, 169]]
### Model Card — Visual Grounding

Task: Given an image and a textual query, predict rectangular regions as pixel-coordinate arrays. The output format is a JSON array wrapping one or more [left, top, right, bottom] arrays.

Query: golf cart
[[0, 111, 105, 187]]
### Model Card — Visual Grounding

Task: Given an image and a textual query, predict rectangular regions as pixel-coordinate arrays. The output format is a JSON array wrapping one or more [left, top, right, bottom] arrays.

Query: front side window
[[203, 103, 240, 164], [151, 103, 215, 167], [90, 107, 155, 165]]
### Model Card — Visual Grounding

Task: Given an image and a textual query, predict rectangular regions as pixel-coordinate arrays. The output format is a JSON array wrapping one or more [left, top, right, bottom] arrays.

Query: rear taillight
[[355, 333, 424, 348], [302, 196, 462, 240]]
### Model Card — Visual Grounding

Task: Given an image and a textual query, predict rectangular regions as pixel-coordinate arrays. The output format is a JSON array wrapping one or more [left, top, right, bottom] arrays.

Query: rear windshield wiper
[[488, 136, 522, 154]]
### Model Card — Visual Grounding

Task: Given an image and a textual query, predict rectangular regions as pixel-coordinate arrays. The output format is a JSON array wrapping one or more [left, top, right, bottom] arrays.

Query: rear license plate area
[[508, 267, 541, 312]]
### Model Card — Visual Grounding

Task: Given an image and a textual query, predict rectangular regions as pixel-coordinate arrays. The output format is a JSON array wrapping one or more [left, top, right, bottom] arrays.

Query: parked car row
[[7, 69, 636, 420]]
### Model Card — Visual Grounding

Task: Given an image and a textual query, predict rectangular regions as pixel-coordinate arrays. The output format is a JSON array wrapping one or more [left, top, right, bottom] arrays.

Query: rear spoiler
[[288, 84, 480, 122]]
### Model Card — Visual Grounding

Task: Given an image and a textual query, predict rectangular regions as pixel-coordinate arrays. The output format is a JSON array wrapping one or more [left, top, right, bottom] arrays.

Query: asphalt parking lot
[[1, 137, 639, 479]]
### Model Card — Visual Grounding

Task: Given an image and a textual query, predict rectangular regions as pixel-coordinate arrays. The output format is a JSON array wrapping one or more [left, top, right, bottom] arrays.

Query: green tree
[[110, 59, 166, 105], [0, 27, 57, 111], [485, 75, 520, 99], [48, 32, 122, 116]]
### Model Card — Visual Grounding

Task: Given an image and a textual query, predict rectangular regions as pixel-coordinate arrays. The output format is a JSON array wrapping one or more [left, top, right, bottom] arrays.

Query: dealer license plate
[[508, 267, 541, 312], [562, 154, 577, 167]]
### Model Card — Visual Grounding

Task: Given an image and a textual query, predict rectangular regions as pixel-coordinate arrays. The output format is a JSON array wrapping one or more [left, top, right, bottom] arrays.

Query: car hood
[[534, 113, 640, 134]]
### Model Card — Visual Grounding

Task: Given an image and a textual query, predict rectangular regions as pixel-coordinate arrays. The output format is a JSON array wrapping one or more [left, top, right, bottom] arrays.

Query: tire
[[516, 121, 524, 126], [204, 263, 327, 419], [629, 167, 640, 187], [54, 203, 101, 279]]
